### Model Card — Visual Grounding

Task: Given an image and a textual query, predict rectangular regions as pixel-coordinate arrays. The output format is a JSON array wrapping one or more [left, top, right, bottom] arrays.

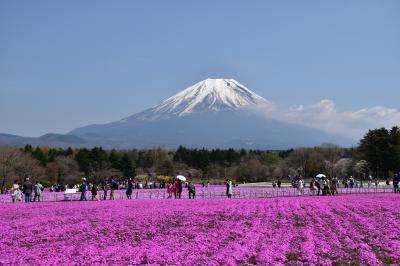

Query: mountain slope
[[71, 110, 352, 149], [128, 78, 270, 121], [69, 78, 353, 148]]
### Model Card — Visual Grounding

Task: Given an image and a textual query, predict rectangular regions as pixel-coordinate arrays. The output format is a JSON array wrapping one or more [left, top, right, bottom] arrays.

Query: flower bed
[[1, 194, 399, 265]]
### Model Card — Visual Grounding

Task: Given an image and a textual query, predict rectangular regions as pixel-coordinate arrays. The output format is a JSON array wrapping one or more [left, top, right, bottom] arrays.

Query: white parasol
[[176, 175, 187, 182]]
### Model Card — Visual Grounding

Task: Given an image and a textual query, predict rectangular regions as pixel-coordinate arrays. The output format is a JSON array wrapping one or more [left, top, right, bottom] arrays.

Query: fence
[[0, 185, 397, 203]]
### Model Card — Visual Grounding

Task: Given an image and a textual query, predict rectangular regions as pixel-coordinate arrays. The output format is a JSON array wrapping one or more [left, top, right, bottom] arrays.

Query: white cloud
[[253, 99, 400, 139]]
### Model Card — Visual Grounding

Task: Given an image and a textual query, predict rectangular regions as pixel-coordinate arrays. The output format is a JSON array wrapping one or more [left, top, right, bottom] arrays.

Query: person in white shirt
[[297, 177, 304, 196], [11, 180, 20, 203], [33, 181, 44, 202]]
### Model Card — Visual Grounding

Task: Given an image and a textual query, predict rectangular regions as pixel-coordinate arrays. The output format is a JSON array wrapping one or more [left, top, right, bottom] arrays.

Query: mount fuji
[[1, 78, 353, 149], [66, 78, 351, 149], [130, 78, 270, 120]]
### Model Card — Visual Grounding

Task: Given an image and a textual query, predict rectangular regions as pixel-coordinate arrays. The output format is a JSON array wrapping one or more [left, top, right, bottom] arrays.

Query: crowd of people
[[4, 173, 400, 203], [6, 176, 237, 203], [76, 177, 238, 201], [308, 177, 339, 196], [10, 178, 44, 203], [76, 177, 198, 201], [285, 174, 400, 197], [77, 177, 122, 201]]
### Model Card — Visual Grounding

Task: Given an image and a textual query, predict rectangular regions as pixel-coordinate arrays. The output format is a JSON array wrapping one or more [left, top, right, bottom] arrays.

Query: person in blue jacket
[[80, 177, 88, 201]]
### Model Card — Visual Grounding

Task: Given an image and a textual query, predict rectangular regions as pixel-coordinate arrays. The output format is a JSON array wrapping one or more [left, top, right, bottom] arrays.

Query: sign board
[[65, 189, 78, 194]]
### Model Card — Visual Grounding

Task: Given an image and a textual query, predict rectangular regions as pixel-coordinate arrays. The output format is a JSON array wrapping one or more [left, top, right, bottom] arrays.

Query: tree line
[[0, 126, 399, 189]]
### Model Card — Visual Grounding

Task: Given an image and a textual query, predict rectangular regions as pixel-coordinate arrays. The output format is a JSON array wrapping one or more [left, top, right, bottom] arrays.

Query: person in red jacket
[[167, 181, 174, 199], [173, 179, 179, 199]]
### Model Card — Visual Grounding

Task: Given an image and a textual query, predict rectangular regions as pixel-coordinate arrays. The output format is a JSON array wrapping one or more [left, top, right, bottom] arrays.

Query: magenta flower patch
[[0, 194, 399, 265]]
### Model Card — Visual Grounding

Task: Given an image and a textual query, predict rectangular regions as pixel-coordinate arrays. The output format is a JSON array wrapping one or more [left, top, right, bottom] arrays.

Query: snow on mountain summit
[[129, 78, 269, 121], [67, 78, 353, 148]]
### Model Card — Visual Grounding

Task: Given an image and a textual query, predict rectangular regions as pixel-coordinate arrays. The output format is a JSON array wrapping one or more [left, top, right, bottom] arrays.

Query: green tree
[[23, 144, 33, 153], [75, 148, 91, 176], [120, 153, 135, 177], [109, 149, 121, 170], [32, 147, 47, 166], [389, 126, 400, 172], [358, 128, 392, 178]]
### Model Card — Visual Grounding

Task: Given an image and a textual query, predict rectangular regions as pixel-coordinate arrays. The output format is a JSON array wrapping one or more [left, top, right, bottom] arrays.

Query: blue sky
[[1, 0, 399, 137]]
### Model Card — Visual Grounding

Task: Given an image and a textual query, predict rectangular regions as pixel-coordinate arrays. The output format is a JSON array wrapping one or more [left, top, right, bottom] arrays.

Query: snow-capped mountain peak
[[67, 78, 353, 149], [130, 78, 269, 121]]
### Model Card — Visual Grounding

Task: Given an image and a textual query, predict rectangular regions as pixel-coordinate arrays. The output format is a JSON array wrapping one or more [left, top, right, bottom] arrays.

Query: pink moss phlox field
[[1, 194, 399, 265]]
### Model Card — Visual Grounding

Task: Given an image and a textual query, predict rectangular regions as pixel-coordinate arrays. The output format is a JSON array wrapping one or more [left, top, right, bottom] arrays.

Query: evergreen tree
[[358, 128, 392, 177], [120, 153, 135, 177], [32, 147, 47, 166], [23, 144, 33, 153], [65, 147, 74, 156], [75, 148, 91, 176], [109, 149, 121, 169]]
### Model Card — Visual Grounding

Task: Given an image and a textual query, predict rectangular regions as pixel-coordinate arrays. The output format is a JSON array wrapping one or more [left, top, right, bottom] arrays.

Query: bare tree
[[353, 160, 370, 180], [13, 152, 44, 181], [55, 156, 82, 185], [334, 158, 354, 177], [319, 144, 344, 177], [285, 148, 310, 177], [46, 162, 59, 184], [0, 145, 20, 190], [92, 167, 121, 184]]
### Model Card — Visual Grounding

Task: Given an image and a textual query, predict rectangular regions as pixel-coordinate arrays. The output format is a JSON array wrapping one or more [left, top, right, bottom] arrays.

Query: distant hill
[[0, 133, 88, 148]]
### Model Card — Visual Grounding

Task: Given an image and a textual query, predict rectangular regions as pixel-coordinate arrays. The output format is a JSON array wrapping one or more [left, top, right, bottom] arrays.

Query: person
[[323, 178, 332, 196], [80, 178, 88, 201], [393, 174, 400, 193], [167, 181, 174, 199], [188, 182, 196, 199], [316, 179, 321, 196], [277, 179, 282, 188], [101, 180, 108, 200], [349, 176, 355, 189], [310, 178, 317, 196], [126, 178, 133, 199], [291, 176, 296, 188], [226, 179, 233, 198], [177, 179, 183, 199], [297, 177, 304, 196], [110, 178, 118, 200], [172, 179, 178, 199], [344, 178, 349, 188], [11, 180, 20, 203], [91, 182, 98, 201], [368, 175, 373, 188], [22, 177, 33, 203], [331, 177, 338, 195], [33, 181, 44, 202]]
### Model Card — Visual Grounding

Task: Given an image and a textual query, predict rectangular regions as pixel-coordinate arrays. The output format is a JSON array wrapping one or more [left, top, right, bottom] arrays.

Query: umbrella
[[316, 174, 326, 179], [176, 175, 187, 182]]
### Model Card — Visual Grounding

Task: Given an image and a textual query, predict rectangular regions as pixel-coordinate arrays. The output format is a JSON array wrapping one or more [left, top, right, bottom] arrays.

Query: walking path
[[0, 185, 396, 203]]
